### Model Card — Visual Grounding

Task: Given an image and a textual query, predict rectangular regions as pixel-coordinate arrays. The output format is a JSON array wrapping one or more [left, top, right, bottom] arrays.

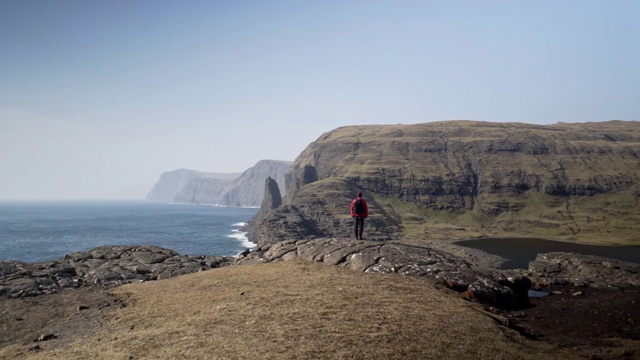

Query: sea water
[[0, 201, 259, 263]]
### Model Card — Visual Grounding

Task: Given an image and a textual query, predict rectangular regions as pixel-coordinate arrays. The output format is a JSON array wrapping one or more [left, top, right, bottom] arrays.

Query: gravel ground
[[506, 285, 640, 359]]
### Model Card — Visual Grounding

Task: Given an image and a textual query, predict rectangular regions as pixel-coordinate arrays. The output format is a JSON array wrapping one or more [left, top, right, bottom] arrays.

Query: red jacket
[[350, 197, 369, 217]]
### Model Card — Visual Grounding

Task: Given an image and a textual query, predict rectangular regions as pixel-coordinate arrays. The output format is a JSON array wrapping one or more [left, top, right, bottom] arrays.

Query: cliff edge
[[146, 160, 291, 206], [249, 120, 640, 247], [221, 160, 291, 207], [145, 169, 239, 203]]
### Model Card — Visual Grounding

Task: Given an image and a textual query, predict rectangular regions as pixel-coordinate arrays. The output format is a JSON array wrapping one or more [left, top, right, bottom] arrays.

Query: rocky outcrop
[[5, 241, 639, 312], [250, 121, 640, 246], [146, 169, 239, 203], [235, 238, 640, 308], [246, 178, 362, 247], [221, 160, 291, 207], [527, 252, 640, 289], [236, 238, 532, 309], [263, 177, 283, 210], [244, 177, 282, 241], [250, 177, 282, 222], [0, 245, 233, 298], [248, 177, 402, 248]]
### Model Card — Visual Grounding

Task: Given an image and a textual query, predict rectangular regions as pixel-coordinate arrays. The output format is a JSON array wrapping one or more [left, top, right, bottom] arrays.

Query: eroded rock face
[[236, 238, 532, 309], [0, 245, 233, 298], [261, 177, 282, 212], [245, 178, 301, 246]]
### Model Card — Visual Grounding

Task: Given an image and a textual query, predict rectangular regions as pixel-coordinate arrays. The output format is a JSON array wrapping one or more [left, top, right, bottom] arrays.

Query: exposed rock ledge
[[236, 238, 640, 309], [0, 245, 234, 298], [2, 241, 639, 311], [528, 252, 640, 288]]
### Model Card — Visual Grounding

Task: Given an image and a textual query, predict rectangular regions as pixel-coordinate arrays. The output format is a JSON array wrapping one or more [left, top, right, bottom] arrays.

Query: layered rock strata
[[249, 121, 640, 247]]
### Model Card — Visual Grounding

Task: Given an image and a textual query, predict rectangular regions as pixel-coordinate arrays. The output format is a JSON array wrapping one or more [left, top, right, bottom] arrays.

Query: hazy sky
[[1, 1, 639, 200]]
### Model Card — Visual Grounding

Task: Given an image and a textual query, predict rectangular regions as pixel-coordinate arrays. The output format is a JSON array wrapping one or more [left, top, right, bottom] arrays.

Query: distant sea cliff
[[146, 160, 291, 207]]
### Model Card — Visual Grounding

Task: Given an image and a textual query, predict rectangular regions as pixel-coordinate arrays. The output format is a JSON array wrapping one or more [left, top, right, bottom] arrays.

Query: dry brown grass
[[2, 260, 580, 360]]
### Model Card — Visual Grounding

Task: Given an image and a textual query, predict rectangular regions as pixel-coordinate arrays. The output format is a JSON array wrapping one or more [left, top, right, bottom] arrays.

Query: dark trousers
[[354, 216, 365, 240]]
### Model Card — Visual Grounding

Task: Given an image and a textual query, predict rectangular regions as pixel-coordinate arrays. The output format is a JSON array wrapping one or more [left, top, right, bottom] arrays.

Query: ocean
[[0, 201, 259, 263]]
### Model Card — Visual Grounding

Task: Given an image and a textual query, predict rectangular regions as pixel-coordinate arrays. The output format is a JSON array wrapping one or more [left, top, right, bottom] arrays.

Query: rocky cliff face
[[245, 177, 283, 242], [221, 160, 291, 207], [145, 169, 239, 203], [250, 120, 640, 247], [146, 160, 290, 206], [173, 178, 235, 205]]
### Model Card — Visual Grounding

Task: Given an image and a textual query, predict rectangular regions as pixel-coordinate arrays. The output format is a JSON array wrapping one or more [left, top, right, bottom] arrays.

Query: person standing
[[350, 192, 369, 240]]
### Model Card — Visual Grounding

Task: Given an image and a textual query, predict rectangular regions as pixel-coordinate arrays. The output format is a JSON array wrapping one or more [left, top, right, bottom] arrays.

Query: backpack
[[354, 198, 364, 215]]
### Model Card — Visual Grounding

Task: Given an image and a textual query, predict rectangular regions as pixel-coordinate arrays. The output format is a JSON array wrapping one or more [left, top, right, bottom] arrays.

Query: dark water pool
[[455, 238, 640, 270]]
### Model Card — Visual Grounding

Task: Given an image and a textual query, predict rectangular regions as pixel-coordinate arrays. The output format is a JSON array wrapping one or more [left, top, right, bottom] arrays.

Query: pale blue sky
[[1, 0, 638, 199]]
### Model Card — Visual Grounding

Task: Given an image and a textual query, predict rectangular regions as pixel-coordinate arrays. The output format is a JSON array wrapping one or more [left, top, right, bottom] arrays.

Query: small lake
[[455, 238, 640, 270]]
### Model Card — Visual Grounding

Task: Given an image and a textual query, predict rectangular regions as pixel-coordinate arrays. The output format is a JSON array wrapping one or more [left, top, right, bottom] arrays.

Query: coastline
[[171, 202, 260, 209]]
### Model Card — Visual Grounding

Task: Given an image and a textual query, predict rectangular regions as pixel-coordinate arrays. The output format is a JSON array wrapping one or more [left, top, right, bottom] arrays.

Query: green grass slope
[[266, 120, 640, 245]]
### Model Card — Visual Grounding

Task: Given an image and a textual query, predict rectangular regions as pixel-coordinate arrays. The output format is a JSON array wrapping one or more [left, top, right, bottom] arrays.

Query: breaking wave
[[226, 229, 256, 249]]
